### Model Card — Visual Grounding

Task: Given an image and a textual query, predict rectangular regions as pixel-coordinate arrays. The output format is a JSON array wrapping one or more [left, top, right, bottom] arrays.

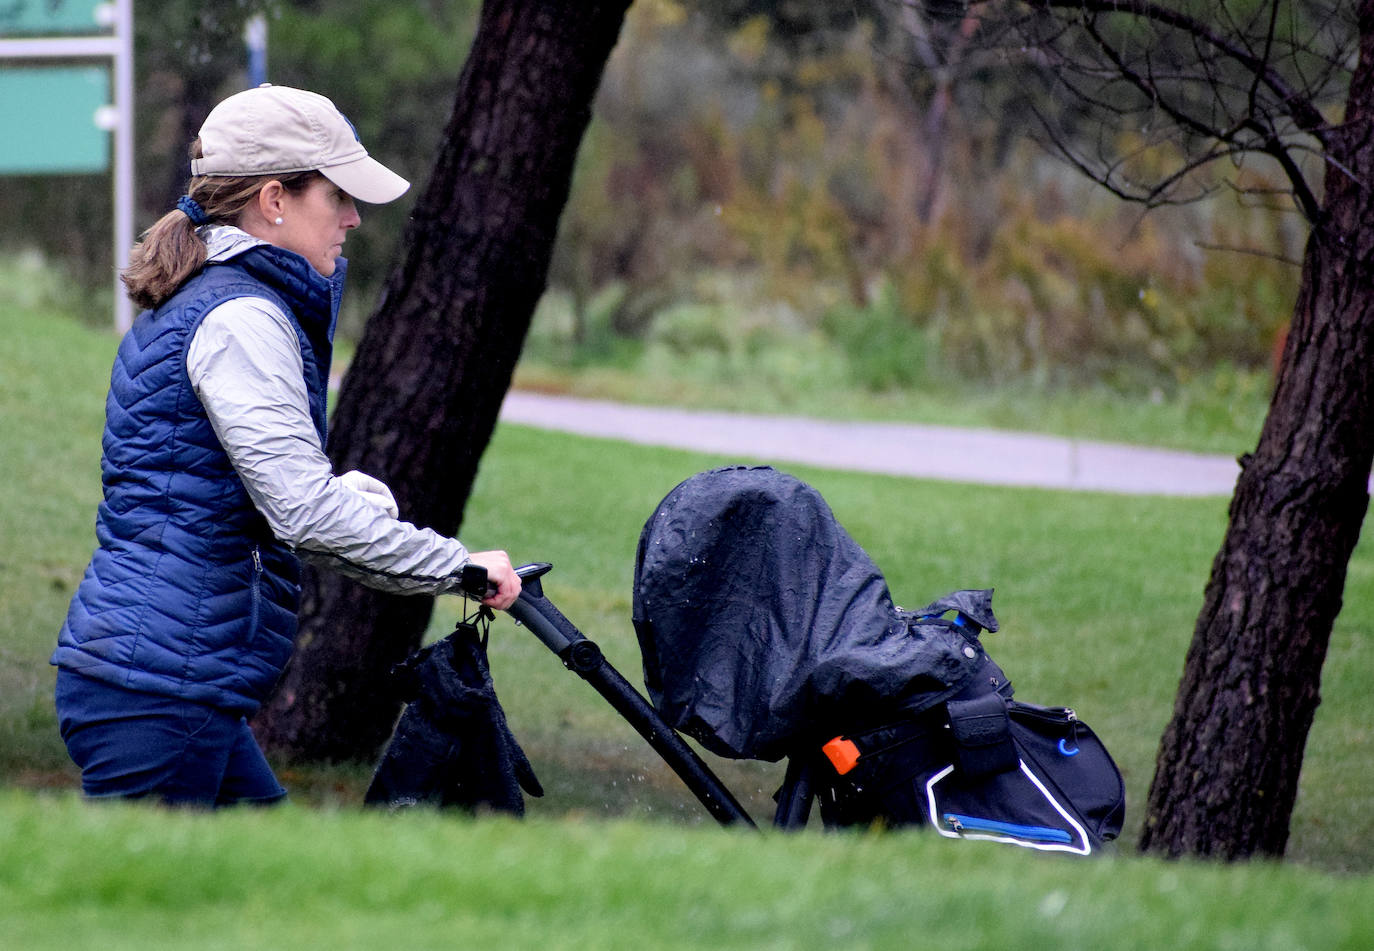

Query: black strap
[[946, 691, 1018, 778]]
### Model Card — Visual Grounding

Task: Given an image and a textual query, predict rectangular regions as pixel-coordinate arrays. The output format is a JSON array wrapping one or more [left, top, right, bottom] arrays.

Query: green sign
[[0, 66, 109, 174], [0, 0, 107, 35]]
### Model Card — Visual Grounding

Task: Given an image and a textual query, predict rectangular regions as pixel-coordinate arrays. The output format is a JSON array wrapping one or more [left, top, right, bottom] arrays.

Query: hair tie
[[176, 195, 210, 226]]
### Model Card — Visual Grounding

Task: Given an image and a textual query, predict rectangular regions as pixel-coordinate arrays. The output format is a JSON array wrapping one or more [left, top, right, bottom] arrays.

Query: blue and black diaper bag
[[818, 683, 1124, 854]]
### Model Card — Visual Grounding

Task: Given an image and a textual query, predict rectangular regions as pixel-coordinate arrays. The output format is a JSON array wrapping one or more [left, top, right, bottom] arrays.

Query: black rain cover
[[632, 466, 983, 761]]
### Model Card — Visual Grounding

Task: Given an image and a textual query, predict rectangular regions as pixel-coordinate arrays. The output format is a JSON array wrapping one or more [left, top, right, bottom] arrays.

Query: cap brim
[[321, 154, 410, 204]]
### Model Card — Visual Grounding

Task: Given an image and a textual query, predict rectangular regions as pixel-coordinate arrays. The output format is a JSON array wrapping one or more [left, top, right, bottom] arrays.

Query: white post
[[0, 3, 134, 335], [111, 0, 134, 334]]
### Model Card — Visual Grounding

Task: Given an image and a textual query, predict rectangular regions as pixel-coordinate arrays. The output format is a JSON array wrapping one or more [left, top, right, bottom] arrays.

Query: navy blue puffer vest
[[53, 244, 344, 713]]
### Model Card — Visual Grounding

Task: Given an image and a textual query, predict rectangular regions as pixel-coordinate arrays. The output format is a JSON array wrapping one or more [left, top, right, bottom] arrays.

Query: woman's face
[[274, 177, 361, 277]]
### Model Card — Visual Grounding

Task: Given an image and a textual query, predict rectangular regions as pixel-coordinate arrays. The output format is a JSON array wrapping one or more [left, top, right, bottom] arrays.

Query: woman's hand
[[336, 470, 399, 518], [466, 550, 522, 610]]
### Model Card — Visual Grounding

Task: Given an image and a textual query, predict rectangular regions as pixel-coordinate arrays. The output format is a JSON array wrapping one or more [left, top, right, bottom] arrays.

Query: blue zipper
[[943, 813, 1074, 844], [248, 546, 263, 642]]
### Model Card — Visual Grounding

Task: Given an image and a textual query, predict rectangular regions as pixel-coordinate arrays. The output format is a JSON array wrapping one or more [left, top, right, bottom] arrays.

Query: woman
[[52, 84, 521, 806]]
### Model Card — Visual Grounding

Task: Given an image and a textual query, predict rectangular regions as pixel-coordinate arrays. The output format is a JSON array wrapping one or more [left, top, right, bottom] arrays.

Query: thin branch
[[1246, 0, 1282, 119], [1025, 0, 1334, 145], [1080, 14, 1241, 144], [1021, 0, 1350, 222], [1192, 240, 1303, 268]]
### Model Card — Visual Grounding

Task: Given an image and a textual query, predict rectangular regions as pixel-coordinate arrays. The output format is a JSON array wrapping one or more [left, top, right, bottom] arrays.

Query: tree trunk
[[254, 0, 632, 762], [1140, 6, 1374, 859]]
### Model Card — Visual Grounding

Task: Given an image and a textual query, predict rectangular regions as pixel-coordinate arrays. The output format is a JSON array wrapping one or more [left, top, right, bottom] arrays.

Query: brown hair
[[121, 139, 321, 311]]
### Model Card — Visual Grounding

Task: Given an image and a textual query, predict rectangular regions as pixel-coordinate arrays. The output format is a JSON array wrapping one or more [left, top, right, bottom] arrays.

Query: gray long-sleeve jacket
[[186, 226, 472, 595]]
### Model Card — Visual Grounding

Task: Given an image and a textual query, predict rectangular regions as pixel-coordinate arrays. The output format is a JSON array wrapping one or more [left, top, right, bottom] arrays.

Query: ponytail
[[121, 139, 323, 311], [121, 208, 209, 311]]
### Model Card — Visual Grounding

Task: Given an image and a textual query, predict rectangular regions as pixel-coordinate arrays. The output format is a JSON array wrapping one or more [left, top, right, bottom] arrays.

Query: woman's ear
[[256, 180, 287, 223]]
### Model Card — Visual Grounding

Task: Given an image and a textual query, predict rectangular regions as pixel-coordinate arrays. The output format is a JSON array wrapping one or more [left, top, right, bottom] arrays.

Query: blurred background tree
[[1, 0, 1300, 397], [534, 0, 1301, 395]]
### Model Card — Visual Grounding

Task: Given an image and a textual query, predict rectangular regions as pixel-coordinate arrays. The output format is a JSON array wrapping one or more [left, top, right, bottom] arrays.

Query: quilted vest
[[52, 245, 345, 713]]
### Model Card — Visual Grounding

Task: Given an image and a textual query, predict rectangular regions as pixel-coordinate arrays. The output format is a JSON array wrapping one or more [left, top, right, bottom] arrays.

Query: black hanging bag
[[366, 609, 543, 815]]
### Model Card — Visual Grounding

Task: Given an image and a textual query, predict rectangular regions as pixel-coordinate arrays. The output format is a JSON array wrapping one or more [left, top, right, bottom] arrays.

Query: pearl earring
[[274, 216, 284, 225]]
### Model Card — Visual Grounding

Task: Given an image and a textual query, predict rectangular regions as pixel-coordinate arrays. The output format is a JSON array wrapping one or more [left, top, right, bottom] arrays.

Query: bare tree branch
[[1004, 1, 1355, 222], [1025, 0, 1332, 143]]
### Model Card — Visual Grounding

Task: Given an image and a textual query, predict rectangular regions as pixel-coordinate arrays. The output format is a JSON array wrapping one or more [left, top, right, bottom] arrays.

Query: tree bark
[[254, 0, 632, 762], [1140, 3, 1374, 859]]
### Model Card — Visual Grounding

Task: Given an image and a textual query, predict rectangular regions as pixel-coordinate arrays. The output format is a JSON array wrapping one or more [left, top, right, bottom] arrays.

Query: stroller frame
[[492, 561, 763, 829]]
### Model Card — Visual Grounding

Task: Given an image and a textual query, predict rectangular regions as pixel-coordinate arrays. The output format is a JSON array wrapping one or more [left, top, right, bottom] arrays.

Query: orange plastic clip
[[822, 736, 862, 775]]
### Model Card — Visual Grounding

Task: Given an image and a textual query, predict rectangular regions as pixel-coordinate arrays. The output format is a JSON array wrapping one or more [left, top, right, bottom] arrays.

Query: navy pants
[[55, 669, 286, 807]]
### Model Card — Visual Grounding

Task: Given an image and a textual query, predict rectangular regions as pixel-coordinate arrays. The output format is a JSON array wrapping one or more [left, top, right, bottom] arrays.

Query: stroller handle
[[460, 562, 573, 655], [460, 560, 757, 828]]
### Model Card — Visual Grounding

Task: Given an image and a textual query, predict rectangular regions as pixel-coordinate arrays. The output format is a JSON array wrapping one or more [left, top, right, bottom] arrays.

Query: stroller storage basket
[[822, 698, 1125, 854]]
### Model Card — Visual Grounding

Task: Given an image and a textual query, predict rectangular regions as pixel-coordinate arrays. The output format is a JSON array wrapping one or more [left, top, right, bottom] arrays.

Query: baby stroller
[[370, 466, 1124, 854]]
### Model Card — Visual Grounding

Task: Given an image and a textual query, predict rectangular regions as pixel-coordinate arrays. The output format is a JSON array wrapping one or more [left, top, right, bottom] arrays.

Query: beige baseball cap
[[190, 83, 410, 204]]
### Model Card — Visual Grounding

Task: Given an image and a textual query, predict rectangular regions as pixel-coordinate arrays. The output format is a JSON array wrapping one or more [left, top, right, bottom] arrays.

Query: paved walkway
[[498, 391, 1241, 497]]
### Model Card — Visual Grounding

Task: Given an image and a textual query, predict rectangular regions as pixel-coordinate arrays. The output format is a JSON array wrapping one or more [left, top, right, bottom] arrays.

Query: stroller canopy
[[632, 466, 984, 761]]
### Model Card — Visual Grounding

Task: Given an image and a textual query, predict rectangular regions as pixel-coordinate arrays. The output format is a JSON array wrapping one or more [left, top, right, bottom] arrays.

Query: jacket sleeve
[[186, 296, 472, 595]]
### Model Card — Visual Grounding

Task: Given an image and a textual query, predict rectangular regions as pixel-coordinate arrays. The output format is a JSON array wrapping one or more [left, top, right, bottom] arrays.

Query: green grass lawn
[[3, 283, 1373, 945], [2, 791, 1371, 951]]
